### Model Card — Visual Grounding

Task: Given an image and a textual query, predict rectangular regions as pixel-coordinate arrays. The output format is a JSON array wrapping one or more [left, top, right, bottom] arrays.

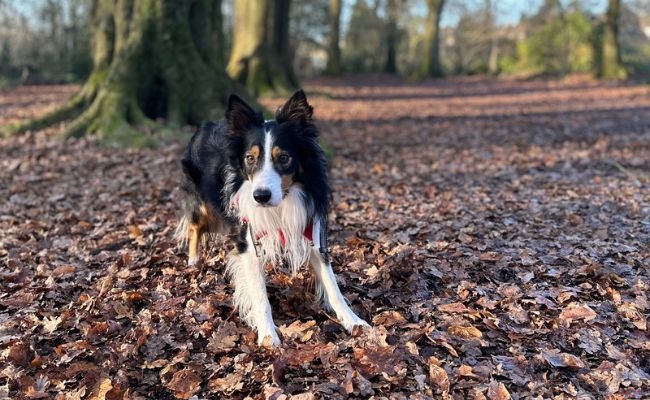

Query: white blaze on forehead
[[251, 123, 282, 205]]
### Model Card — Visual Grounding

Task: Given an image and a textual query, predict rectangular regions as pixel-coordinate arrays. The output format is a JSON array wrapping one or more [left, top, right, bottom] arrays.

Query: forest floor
[[0, 75, 649, 400]]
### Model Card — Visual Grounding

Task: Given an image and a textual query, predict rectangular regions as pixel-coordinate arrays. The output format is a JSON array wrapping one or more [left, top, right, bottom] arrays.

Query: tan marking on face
[[281, 173, 295, 192], [249, 145, 260, 160], [272, 146, 282, 161]]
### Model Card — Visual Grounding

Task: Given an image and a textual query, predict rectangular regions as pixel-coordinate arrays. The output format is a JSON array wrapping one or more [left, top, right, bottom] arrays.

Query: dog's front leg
[[309, 220, 369, 332], [227, 233, 280, 347]]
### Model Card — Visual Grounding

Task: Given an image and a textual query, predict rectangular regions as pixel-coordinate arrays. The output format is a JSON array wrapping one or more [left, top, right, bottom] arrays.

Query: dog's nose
[[253, 188, 272, 204]]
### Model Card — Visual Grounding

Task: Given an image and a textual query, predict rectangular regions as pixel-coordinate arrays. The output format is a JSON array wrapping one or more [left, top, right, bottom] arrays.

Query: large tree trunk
[[227, 0, 298, 95], [325, 0, 342, 75], [599, 0, 626, 79], [6, 0, 236, 146], [416, 0, 445, 79]]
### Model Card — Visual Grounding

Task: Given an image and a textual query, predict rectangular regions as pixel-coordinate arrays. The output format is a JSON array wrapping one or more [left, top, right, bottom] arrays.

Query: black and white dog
[[176, 90, 368, 346]]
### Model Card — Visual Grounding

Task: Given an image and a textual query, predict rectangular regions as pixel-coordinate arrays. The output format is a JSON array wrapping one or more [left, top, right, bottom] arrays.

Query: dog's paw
[[342, 317, 370, 334], [257, 331, 281, 348], [257, 323, 281, 348], [188, 256, 200, 267]]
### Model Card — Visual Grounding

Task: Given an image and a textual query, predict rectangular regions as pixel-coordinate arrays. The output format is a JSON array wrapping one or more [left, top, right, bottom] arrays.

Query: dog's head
[[226, 90, 317, 207]]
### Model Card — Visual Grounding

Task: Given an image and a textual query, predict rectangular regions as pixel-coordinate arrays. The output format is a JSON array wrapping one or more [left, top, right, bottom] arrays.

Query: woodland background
[[1, 0, 649, 399]]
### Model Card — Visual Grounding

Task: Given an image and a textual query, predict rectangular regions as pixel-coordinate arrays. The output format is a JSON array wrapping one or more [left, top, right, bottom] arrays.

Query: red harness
[[242, 218, 314, 247], [232, 194, 314, 257]]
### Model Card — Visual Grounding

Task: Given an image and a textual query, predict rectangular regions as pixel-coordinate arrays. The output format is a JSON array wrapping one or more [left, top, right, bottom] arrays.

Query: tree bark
[[6, 0, 237, 146], [485, 0, 499, 75], [599, 0, 626, 79], [227, 0, 298, 95], [384, 0, 398, 74], [417, 0, 445, 78], [325, 0, 342, 75]]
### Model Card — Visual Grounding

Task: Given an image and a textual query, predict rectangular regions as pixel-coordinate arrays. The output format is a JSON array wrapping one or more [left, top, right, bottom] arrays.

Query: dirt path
[[1, 76, 649, 399]]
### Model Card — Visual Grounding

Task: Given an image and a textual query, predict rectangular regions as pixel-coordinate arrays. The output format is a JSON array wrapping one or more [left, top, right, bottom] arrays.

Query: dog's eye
[[245, 154, 255, 165], [278, 154, 290, 164]]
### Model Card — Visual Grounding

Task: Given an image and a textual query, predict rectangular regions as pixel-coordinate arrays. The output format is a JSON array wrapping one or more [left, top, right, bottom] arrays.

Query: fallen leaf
[[448, 325, 483, 339], [372, 310, 407, 327], [541, 349, 586, 369], [165, 368, 202, 399], [428, 357, 450, 392], [487, 380, 511, 400], [558, 303, 597, 324]]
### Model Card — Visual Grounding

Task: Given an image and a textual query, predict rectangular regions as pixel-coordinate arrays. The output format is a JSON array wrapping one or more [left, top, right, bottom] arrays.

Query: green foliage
[[342, 0, 386, 73], [512, 8, 595, 75]]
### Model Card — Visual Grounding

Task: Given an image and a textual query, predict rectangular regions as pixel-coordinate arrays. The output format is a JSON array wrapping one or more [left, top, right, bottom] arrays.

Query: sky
[[439, 0, 609, 27], [340, 0, 610, 31]]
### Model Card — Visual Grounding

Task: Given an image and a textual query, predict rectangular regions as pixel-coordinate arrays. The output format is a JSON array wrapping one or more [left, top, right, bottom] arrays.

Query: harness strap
[[245, 219, 316, 259]]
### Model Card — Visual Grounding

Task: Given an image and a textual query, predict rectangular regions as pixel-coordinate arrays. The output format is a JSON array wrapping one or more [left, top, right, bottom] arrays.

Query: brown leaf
[[428, 357, 449, 392], [541, 349, 586, 369], [438, 302, 469, 313], [165, 368, 202, 399], [278, 320, 317, 342], [558, 303, 597, 324], [52, 265, 75, 277], [448, 325, 483, 339], [456, 364, 478, 378], [487, 380, 511, 400], [372, 310, 407, 327], [459, 232, 473, 244], [354, 345, 404, 377], [88, 376, 112, 400], [479, 251, 502, 261], [41, 315, 62, 334]]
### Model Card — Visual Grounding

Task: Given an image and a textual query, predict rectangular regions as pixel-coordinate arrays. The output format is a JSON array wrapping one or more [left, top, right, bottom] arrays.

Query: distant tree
[[343, 0, 385, 72], [6, 0, 237, 146], [599, 0, 627, 78], [325, 0, 342, 75], [510, 1, 594, 76], [227, 0, 298, 95], [448, 2, 493, 75], [416, 0, 445, 78], [485, 0, 499, 75], [384, 0, 400, 74], [0, 0, 90, 85]]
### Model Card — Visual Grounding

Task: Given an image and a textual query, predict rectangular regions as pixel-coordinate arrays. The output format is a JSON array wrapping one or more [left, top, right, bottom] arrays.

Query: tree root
[[2, 91, 88, 137], [62, 89, 158, 147]]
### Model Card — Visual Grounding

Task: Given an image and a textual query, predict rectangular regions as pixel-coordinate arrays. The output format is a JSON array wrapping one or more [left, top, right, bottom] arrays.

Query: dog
[[176, 90, 368, 346]]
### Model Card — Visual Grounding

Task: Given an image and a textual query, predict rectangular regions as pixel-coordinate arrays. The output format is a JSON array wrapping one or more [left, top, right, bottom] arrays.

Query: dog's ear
[[276, 90, 313, 124], [226, 94, 259, 133]]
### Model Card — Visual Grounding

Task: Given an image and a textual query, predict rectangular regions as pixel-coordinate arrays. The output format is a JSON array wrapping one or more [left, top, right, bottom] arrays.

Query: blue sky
[[341, 0, 609, 30], [440, 0, 608, 27]]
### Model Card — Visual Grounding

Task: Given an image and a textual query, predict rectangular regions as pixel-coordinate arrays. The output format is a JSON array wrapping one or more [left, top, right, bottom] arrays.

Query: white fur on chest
[[230, 181, 313, 273]]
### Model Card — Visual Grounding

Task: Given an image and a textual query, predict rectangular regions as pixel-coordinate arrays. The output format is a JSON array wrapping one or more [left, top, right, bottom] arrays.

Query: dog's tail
[[174, 215, 190, 248]]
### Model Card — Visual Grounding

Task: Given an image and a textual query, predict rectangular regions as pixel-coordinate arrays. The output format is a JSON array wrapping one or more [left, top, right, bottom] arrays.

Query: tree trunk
[[227, 0, 298, 95], [6, 0, 237, 146], [384, 0, 398, 74], [417, 0, 445, 78], [599, 0, 626, 79], [485, 0, 499, 75], [325, 0, 342, 75]]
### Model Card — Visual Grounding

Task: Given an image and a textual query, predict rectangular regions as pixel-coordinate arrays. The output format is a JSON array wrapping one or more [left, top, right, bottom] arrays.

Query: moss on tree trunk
[[599, 0, 626, 79], [227, 0, 298, 96], [5, 0, 239, 147]]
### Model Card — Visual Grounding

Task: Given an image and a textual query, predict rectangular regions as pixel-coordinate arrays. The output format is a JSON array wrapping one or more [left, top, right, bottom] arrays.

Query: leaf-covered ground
[[1, 76, 649, 399]]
